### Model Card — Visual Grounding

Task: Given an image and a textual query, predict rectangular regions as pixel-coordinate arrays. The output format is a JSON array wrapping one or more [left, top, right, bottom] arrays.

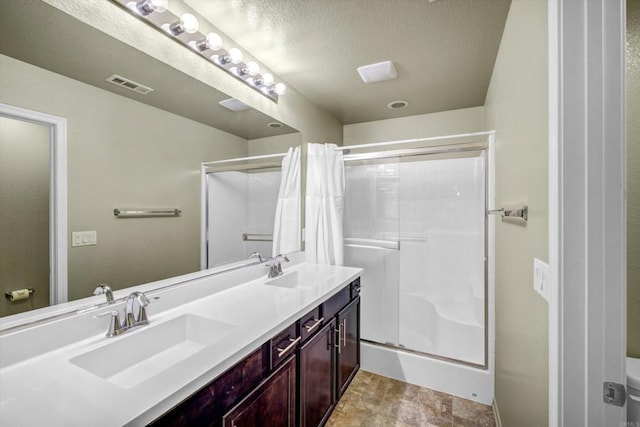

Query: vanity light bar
[[112, 0, 285, 102]]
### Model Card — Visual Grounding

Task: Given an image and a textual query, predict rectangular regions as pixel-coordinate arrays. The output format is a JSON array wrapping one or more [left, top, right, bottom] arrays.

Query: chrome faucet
[[266, 254, 290, 278], [93, 284, 114, 303], [124, 291, 151, 328], [94, 291, 156, 338], [250, 252, 264, 263]]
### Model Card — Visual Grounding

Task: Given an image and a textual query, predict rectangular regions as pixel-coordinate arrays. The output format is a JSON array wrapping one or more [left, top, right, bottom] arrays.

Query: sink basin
[[265, 270, 333, 288], [70, 314, 236, 389]]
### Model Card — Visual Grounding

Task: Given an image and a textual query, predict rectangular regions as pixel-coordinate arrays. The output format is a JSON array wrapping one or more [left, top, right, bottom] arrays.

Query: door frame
[[548, 0, 626, 425], [0, 103, 68, 305]]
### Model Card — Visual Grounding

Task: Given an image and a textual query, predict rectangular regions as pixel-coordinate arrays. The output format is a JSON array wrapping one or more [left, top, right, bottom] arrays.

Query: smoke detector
[[106, 74, 153, 95], [387, 100, 410, 110]]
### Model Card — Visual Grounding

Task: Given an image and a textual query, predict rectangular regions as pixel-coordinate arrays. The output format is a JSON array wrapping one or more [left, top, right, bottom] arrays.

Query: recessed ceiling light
[[387, 100, 410, 110], [357, 61, 397, 83], [267, 122, 284, 129], [218, 98, 250, 112]]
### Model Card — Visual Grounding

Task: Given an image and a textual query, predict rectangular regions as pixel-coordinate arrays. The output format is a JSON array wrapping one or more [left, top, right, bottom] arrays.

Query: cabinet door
[[336, 296, 360, 399], [223, 356, 296, 427], [299, 319, 335, 427]]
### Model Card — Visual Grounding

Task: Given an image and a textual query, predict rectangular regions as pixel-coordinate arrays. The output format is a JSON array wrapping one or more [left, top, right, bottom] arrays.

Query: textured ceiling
[[186, 0, 511, 124], [0, 0, 297, 140]]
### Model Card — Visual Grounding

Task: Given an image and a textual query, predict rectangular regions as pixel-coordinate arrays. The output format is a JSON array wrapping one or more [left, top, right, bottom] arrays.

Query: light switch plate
[[72, 231, 97, 247], [533, 258, 550, 302]]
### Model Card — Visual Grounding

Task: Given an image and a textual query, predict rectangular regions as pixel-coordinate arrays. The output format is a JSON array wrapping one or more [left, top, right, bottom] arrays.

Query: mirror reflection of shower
[[203, 147, 301, 269]]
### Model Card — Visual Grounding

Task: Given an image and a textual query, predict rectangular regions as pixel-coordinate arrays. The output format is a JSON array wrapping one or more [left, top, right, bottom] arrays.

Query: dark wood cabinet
[[223, 356, 296, 427], [336, 296, 360, 399], [149, 345, 268, 427], [150, 278, 361, 427], [299, 319, 336, 427]]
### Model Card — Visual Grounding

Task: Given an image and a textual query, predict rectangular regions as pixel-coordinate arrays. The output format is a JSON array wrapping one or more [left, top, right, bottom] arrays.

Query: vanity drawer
[[270, 323, 299, 369], [210, 345, 268, 411], [149, 345, 267, 426], [322, 285, 350, 320], [299, 306, 323, 343]]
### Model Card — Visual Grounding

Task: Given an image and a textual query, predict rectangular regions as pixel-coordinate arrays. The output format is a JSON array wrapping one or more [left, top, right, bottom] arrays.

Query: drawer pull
[[276, 336, 301, 358], [304, 317, 325, 333]]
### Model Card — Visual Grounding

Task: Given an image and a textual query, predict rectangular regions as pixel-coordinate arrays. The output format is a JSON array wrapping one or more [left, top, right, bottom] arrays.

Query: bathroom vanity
[[0, 255, 362, 426], [150, 278, 361, 427]]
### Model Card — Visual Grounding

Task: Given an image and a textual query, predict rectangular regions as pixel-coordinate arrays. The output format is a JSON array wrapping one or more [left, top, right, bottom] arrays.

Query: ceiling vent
[[219, 98, 251, 112], [357, 61, 398, 83], [106, 74, 154, 95]]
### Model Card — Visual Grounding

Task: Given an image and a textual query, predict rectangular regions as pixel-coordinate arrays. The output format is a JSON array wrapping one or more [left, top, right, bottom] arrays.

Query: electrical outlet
[[533, 258, 550, 302]]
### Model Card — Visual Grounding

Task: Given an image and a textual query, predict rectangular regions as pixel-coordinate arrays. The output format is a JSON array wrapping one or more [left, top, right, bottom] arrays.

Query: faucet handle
[[94, 310, 123, 337], [275, 254, 290, 263], [136, 295, 158, 325]]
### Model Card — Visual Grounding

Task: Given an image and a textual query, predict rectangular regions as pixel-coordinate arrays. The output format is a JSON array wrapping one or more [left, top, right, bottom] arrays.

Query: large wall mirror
[[0, 1, 301, 319]]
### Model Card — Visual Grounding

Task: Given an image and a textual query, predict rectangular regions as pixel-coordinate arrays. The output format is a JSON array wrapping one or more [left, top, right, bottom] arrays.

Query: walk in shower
[[342, 132, 494, 403]]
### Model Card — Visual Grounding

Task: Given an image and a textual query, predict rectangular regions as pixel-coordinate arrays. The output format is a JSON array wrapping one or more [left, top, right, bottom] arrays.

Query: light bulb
[[228, 48, 243, 64], [262, 73, 274, 86], [197, 32, 222, 52], [170, 13, 199, 35], [245, 61, 259, 76], [274, 82, 286, 96], [180, 13, 199, 34], [136, 0, 168, 15]]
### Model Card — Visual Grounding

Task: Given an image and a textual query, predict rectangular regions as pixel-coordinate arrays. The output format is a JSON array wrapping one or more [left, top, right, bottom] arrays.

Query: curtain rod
[[202, 152, 287, 166], [333, 130, 495, 152]]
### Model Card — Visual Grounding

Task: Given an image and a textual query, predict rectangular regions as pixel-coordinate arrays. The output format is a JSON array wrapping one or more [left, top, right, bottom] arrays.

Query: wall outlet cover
[[533, 258, 550, 302]]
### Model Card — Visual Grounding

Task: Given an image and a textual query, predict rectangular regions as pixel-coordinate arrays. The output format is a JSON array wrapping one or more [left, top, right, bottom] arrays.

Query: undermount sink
[[70, 314, 237, 389], [265, 270, 333, 288]]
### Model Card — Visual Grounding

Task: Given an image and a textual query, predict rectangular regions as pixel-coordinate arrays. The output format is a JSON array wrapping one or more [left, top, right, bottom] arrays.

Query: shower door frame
[[344, 138, 494, 371]]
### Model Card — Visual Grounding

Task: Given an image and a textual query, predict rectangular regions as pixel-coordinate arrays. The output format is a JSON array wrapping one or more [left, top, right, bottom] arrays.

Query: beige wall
[[628, 0, 640, 358], [343, 106, 485, 144], [483, 0, 549, 425], [0, 54, 248, 301], [248, 133, 303, 157], [0, 118, 51, 316]]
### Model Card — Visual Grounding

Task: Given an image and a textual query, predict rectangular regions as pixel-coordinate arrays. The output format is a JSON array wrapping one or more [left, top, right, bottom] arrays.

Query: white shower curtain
[[305, 143, 345, 265], [272, 146, 301, 256]]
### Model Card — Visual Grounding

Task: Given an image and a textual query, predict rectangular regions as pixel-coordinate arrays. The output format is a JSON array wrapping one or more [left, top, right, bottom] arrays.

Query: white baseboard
[[493, 398, 502, 427]]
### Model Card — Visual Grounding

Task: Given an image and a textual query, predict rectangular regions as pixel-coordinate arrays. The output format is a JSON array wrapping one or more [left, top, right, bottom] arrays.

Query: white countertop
[[0, 260, 361, 426]]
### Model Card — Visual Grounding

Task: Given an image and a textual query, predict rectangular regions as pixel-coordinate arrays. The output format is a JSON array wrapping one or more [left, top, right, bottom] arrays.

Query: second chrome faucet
[[94, 291, 156, 337], [250, 252, 290, 278]]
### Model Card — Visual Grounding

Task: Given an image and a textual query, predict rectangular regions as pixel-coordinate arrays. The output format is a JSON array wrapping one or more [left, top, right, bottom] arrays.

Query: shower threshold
[[361, 339, 487, 371]]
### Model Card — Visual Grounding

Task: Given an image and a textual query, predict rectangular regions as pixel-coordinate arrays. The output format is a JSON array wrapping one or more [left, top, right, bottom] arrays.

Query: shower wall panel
[[207, 170, 281, 267]]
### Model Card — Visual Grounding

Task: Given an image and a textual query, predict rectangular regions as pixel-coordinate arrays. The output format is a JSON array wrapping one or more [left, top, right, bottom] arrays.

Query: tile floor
[[326, 370, 496, 427]]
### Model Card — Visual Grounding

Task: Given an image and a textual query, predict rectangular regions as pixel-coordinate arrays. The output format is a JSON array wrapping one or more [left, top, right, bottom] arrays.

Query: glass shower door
[[397, 152, 485, 365], [344, 150, 487, 367], [343, 158, 400, 347]]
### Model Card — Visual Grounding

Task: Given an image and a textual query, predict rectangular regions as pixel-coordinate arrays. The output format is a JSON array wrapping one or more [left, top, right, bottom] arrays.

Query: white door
[[549, 0, 627, 425]]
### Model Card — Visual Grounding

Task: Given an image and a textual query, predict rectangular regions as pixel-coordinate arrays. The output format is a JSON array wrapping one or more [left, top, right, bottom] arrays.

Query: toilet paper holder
[[5, 288, 35, 302]]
